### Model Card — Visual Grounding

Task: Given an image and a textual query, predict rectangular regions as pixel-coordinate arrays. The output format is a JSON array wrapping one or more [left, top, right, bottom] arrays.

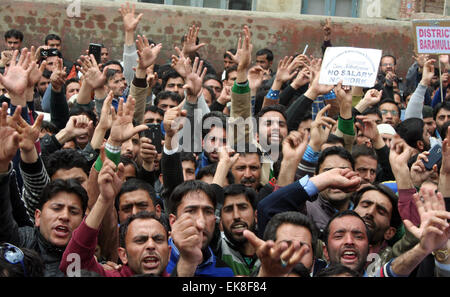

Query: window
[[301, 0, 359, 17], [140, 0, 253, 10]]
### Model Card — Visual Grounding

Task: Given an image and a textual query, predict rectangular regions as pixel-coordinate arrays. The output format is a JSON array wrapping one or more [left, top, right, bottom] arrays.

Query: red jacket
[[59, 218, 169, 277]]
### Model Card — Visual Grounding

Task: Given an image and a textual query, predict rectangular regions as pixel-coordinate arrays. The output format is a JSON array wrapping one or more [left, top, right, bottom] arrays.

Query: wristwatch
[[432, 248, 449, 263]]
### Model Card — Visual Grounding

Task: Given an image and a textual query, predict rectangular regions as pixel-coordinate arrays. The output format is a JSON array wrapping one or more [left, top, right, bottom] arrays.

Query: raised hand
[[0, 103, 20, 172], [233, 25, 253, 75], [243, 229, 310, 277], [108, 96, 148, 147], [334, 81, 353, 119], [12, 106, 44, 153], [97, 91, 115, 131], [420, 59, 436, 86], [362, 88, 383, 107], [309, 104, 336, 151], [183, 57, 207, 98], [170, 213, 204, 275], [217, 146, 240, 166], [28, 46, 47, 88], [77, 54, 107, 90], [413, 53, 430, 69], [310, 167, 361, 193], [98, 146, 126, 203], [274, 56, 298, 85], [291, 66, 311, 90], [136, 35, 162, 70], [216, 85, 231, 106], [182, 25, 206, 57], [248, 65, 266, 92], [322, 18, 332, 41], [163, 101, 187, 140], [0, 48, 33, 97], [305, 58, 334, 99], [171, 47, 189, 79], [355, 115, 379, 141], [403, 188, 450, 253], [282, 130, 309, 162], [140, 137, 157, 170], [119, 1, 143, 33], [410, 151, 438, 187], [49, 58, 67, 92]]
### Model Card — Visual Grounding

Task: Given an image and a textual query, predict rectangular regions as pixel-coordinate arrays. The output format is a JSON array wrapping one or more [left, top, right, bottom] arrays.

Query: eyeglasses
[[0, 243, 27, 277], [380, 109, 399, 116], [381, 63, 394, 67]]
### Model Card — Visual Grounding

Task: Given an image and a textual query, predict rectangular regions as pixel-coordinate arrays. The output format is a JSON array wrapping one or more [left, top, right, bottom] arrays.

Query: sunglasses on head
[[0, 243, 27, 277]]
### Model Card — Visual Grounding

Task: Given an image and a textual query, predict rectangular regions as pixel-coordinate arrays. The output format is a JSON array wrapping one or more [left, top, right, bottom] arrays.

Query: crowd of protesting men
[[0, 2, 450, 278]]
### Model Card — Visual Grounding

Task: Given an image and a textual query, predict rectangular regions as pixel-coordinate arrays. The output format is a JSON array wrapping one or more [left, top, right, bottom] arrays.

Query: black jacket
[[0, 164, 65, 277]]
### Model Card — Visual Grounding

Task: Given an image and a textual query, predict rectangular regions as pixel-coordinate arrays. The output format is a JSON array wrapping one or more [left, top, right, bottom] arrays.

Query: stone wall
[[1, 0, 419, 77]]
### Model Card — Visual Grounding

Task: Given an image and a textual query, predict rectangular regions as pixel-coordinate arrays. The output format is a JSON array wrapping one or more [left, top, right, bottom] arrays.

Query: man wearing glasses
[[379, 99, 401, 128]]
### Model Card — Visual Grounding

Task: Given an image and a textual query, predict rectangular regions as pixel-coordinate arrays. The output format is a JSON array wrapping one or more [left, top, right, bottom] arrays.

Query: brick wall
[[1, 0, 416, 77]]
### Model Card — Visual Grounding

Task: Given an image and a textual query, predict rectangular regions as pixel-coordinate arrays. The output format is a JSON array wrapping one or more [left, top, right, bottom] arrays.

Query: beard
[[223, 220, 257, 247]]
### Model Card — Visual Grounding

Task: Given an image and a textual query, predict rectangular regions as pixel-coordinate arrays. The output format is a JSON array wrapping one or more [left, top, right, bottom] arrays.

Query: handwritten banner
[[319, 47, 382, 88]]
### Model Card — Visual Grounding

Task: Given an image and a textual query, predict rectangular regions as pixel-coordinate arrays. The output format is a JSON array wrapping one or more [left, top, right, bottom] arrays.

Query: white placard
[[415, 26, 450, 54], [319, 47, 382, 88]]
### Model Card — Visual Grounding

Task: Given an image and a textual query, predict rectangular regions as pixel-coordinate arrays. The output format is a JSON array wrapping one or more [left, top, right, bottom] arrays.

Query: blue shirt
[[166, 238, 234, 277]]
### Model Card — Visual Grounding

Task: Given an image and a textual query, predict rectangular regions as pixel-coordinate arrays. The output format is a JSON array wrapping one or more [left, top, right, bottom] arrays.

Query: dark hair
[[378, 99, 400, 115], [353, 184, 402, 229], [167, 180, 216, 215], [202, 111, 228, 139], [69, 105, 98, 127], [119, 156, 139, 178], [37, 179, 89, 216], [380, 54, 397, 66], [433, 100, 450, 120], [101, 60, 123, 73], [115, 178, 158, 212], [263, 211, 318, 257], [224, 48, 236, 60], [316, 146, 354, 175], [351, 144, 378, 162], [361, 106, 382, 120], [323, 210, 370, 246], [144, 105, 164, 118], [180, 151, 196, 165], [42, 69, 52, 79], [44, 34, 61, 45], [315, 263, 362, 277], [256, 48, 274, 62], [44, 149, 90, 178], [395, 118, 425, 150], [196, 163, 234, 185], [154, 91, 182, 107], [256, 104, 288, 130], [161, 68, 183, 90], [224, 65, 238, 81], [4, 29, 23, 41], [40, 120, 58, 135], [203, 86, 217, 104], [119, 211, 168, 248], [106, 68, 121, 82], [440, 121, 450, 139], [0, 245, 44, 277], [325, 134, 345, 147], [203, 74, 222, 87], [64, 77, 80, 89], [222, 183, 257, 210]]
